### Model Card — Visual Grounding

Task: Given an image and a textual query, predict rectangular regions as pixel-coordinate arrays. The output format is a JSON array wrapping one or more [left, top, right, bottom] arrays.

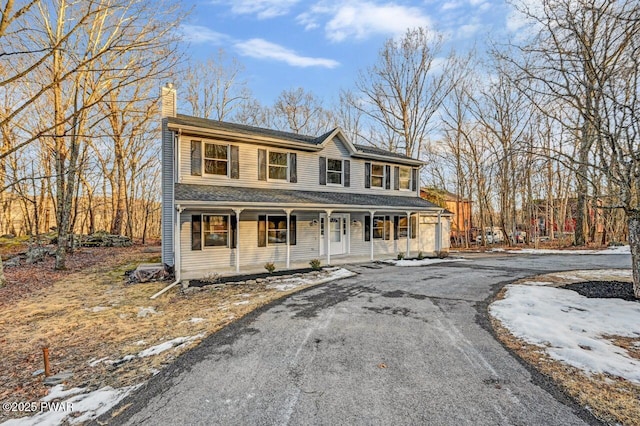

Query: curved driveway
[[110, 253, 631, 425]]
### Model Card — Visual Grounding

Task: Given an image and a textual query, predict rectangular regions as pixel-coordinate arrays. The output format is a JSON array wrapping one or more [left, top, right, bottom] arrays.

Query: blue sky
[[180, 0, 518, 106]]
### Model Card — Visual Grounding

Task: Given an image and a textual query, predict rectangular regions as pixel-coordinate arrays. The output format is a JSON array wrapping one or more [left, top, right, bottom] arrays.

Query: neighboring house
[[160, 84, 451, 280], [420, 188, 472, 241]]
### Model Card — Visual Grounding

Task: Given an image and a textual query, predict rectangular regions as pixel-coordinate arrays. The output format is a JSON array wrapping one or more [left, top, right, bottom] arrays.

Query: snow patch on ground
[[490, 278, 640, 384], [267, 267, 356, 291], [2, 384, 139, 425], [384, 257, 467, 267], [136, 306, 159, 318], [494, 246, 630, 255], [233, 300, 250, 306], [137, 333, 205, 358]]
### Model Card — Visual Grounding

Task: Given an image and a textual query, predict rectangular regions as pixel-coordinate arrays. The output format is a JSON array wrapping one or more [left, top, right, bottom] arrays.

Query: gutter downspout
[[436, 209, 443, 253], [151, 204, 184, 299]]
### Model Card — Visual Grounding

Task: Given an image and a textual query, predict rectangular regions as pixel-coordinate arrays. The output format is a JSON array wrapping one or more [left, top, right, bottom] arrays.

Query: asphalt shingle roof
[[170, 114, 325, 145], [175, 184, 440, 210], [168, 114, 417, 162]]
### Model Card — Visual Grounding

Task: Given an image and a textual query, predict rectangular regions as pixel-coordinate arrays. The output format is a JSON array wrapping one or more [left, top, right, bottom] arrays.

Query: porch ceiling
[[175, 183, 441, 212]]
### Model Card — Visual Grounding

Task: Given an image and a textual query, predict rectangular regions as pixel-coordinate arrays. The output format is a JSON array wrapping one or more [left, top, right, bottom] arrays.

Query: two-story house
[[161, 84, 451, 280]]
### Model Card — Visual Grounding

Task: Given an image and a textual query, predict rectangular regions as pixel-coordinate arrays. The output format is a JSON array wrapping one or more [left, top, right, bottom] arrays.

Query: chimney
[[161, 82, 176, 118]]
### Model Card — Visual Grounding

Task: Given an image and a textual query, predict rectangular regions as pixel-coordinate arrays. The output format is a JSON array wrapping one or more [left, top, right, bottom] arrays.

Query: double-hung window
[[267, 215, 287, 244], [204, 143, 228, 176], [203, 215, 229, 247], [327, 159, 343, 185], [399, 167, 411, 190], [268, 152, 288, 180], [397, 217, 408, 238], [373, 216, 388, 239], [371, 164, 385, 188]]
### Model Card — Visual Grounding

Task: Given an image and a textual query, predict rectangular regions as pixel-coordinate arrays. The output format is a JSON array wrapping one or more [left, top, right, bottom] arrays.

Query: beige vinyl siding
[[178, 135, 416, 198], [179, 210, 319, 279]]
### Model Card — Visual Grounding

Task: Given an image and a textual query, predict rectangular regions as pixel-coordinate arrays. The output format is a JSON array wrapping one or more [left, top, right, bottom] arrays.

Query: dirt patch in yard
[[491, 280, 640, 425], [0, 247, 328, 422]]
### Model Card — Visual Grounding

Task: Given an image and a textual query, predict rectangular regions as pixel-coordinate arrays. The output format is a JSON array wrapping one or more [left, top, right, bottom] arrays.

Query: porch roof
[[175, 183, 442, 212]]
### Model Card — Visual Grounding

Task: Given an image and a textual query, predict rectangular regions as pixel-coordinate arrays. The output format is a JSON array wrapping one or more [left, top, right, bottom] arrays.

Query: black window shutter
[[230, 214, 237, 248], [258, 215, 267, 247], [411, 214, 417, 239], [394, 216, 399, 240], [364, 215, 370, 241], [191, 141, 202, 176], [319, 156, 326, 185], [230, 145, 239, 179], [289, 153, 297, 183], [258, 149, 267, 181], [191, 215, 202, 250], [364, 162, 371, 188], [412, 168, 418, 191], [385, 165, 391, 189], [344, 160, 350, 187], [394, 166, 400, 190], [289, 216, 296, 245], [384, 215, 391, 240]]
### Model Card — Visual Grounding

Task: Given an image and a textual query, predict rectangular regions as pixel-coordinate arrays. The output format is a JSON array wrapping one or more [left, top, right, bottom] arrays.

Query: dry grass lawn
[[491, 275, 640, 426], [0, 247, 322, 422]]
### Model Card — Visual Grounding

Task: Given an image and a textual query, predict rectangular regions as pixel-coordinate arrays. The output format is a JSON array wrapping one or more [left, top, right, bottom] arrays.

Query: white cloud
[[456, 23, 482, 39], [323, 1, 432, 42], [212, 0, 300, 19], [295, 1, 432, 42], [234, 38, 340, 68], [441, 1, 463, 11], [180, 25, 229, 44]]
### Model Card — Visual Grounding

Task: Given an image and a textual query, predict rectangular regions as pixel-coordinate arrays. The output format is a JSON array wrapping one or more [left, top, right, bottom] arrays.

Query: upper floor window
[[371, 164, 385, 188], [258, 149, 297, 183], [319, 157, 350, 187], [269, 151, 288, 180], [190, 140, 239, 179], [327, 159, 343, 185], [204, 143, 228, 176], [399, 167, 411, 190]]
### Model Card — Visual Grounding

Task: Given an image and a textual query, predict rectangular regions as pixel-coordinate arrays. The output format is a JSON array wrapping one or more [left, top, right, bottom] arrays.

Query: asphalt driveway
[[106, 253, 631, 425]]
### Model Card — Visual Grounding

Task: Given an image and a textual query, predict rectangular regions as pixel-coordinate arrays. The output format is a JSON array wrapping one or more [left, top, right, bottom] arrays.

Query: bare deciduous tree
[[183, 49, 250, 121], [352, 27, 460, 158]]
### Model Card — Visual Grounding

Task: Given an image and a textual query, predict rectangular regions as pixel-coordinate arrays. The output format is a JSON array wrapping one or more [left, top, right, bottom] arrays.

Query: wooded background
[[1, 0, 639, 287]]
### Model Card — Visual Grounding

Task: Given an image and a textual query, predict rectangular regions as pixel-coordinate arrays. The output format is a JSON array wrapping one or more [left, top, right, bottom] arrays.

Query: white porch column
[[418, 213, 422, 253], [406, 211, 411, 258], [369, 210, 376, 261], [325, 210, 333, 265], [285, 209, 292, 269], [233, 208, 244, 273]]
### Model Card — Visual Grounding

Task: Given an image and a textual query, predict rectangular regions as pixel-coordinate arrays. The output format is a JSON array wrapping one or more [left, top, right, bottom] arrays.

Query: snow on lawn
[[493, 245, 630, 255], [490, 281, 640, 384], [137, 333, 205, 358], [2, 384, 140, 425], [267, 267, 356, 291], [383, 257, 467, 267]]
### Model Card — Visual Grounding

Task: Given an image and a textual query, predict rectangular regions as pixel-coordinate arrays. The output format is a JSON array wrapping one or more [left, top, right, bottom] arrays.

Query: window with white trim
[[399, 167, 411, 190], [267, 215, 288, 244], [204, 143, 228, 176], [373, 216, 387, 239], [327, 159, 343, 185], [268, 151, 288, 180], [397, 217, 408, 238], [203, 215, 229, 247], [371, 164, 384, 188]]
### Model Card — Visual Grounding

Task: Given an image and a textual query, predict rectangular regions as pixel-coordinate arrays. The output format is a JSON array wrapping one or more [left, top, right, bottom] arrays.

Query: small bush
[[417, 251, 424, 260], [202, 272, 221, 284], [436, 250, 449, 259], [397, 252, 405, 260], [264, 262, 276, 273], [309, 259, 321, 270]]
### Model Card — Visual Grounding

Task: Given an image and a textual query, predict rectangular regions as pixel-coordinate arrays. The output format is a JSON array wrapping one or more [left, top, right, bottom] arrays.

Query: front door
[[320, 214, 349, 256]]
